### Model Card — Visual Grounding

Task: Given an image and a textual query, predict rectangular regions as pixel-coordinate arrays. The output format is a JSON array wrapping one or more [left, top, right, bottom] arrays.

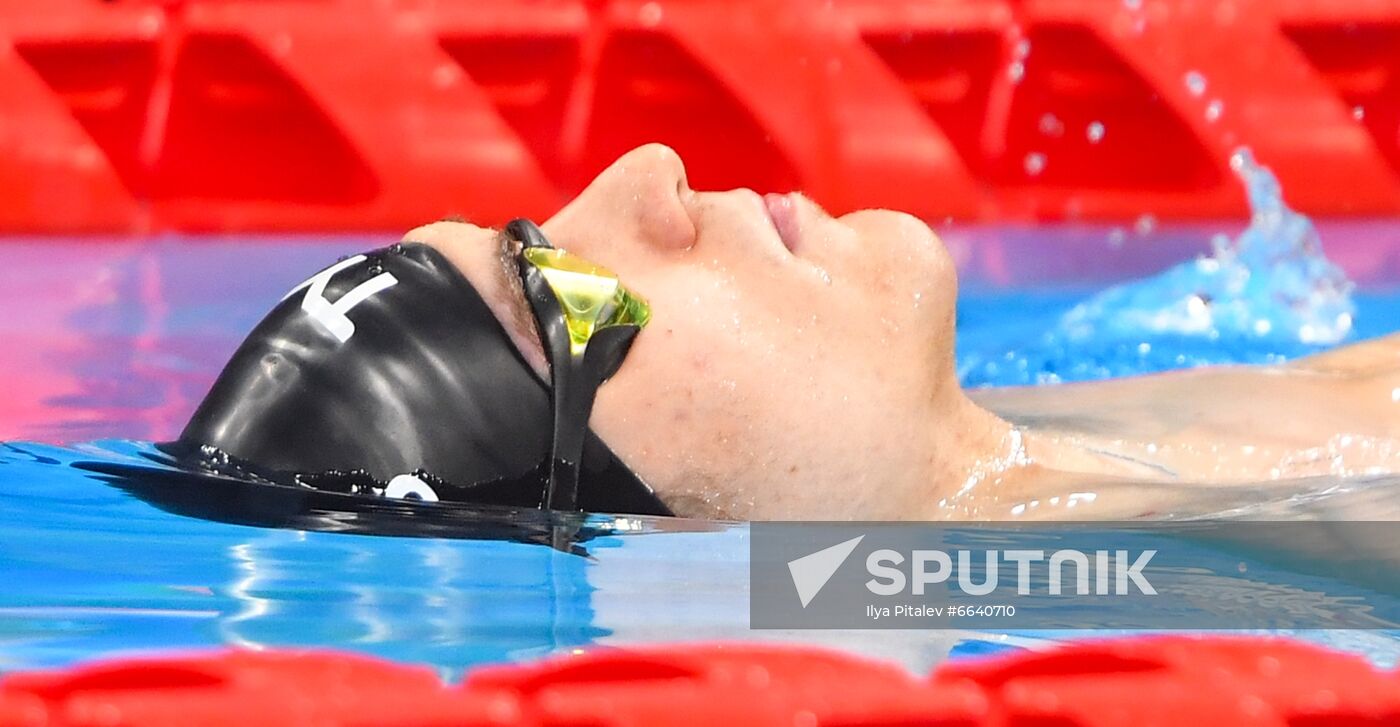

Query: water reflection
[[0, 237, 363, 442], [7, 441, 1400, 674], [207, 525, 604, 671], [0, 441, 606, 675]]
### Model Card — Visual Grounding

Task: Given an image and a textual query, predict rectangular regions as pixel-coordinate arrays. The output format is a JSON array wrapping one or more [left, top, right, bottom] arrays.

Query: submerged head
[[412, 144, 1001, 520]]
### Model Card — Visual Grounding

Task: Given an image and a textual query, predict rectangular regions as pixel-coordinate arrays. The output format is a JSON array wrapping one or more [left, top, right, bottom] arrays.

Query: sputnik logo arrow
[[787, 535, 865, 608]]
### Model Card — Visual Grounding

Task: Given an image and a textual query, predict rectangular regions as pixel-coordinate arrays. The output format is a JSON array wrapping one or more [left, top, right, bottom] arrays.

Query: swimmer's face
[[411, 144, 967, 519]]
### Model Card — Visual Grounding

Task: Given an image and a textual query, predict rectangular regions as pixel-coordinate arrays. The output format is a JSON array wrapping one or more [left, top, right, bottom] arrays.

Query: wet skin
[[408, 144, 1400, 521]]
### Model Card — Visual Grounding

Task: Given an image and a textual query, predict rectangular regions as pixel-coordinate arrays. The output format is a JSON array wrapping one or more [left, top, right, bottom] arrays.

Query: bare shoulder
[[1291, 332, 1400, 378], [974, 339, 1400, 472]]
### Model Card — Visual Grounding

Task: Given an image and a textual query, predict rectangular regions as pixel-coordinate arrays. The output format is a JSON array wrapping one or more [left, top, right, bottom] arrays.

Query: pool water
[[2, 217, 1400, 676]]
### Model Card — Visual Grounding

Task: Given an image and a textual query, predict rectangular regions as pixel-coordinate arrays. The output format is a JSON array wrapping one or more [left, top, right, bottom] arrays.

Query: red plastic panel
[[1284, 22, 1400, 183], [4, 636, 1400, 726], [13, 39, 160, 200], [4, 0, 1400, 232], [584, 30, 802, 195]]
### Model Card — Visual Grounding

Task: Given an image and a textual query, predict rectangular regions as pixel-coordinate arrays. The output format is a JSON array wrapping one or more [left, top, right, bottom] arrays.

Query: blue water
[[1, 219, 1399, 676], [958, 150, 1396, 385], [8, 437, 1400, 676], [956, 288, 1400, 386]]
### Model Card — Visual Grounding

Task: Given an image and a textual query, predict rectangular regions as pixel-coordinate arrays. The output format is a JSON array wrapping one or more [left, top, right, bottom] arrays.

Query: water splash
[[1058, 148, 1355, 346], [1184, 70, 1207, 96]]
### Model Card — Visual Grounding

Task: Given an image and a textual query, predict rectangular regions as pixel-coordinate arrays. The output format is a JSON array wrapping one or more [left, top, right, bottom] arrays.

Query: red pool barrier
[[3, 636, 1400, 726], [3, 0, 1400, 232]]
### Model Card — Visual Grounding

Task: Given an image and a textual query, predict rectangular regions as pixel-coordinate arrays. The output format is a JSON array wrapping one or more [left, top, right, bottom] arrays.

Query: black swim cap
[[171, 227, 671, 517]]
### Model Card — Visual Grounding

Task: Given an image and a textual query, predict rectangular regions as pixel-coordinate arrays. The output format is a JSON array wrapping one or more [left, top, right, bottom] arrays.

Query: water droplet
[[139, 12, 162, 36], [1038, 113, 1064, 137], [1007, 61, 1025, 83], [1353, 106, 1366, 121], [271, 33, 294, 57], [1205, 99, 1224, 122], [1134, 213, 1156, 236], [1107, 227, 1126, 248], [1123, 0, 1142, 8], [1210, 232, 1233, 257], [638, 2, 663, 26], [1065, 491, 1098, 509], [1137, 342, 1151, 355], [432, 64, 460, 89], [1086, 121, 1106, 143], [1014, 39, 1031, 58], [1229, 148, 1248, 171], [1023, 152, 1046, 176], [1253, 319, 1272, 336], [72, 146, 101, 169], [1184, 70, 1207, 96], [1187, 294, 1209, 317]]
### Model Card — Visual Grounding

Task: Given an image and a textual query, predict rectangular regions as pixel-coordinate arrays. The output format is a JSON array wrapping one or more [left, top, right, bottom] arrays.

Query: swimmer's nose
[[617, 144, 695, 250], [629, 142, 690, 197], [549, 143, 697, 252]]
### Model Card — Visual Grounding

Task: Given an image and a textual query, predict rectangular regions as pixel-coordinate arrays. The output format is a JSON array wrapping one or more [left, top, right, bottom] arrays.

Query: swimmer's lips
[[72, 458, 610, 550], [763, 192, 803, 254]]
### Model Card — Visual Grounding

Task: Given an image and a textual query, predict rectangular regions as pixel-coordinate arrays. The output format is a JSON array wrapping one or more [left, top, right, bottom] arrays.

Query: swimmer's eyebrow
[[492, 230, 543, 354]]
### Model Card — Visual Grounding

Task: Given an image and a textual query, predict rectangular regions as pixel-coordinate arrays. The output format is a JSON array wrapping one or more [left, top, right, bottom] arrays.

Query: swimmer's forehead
[[406, 221, 545, 374]]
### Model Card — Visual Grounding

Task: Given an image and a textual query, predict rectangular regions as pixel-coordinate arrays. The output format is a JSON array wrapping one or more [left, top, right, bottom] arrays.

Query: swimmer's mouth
[[763, 192, 803, 254]]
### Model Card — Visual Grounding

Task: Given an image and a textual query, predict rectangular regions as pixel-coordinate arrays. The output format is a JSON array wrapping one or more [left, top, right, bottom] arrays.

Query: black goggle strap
[[507, 219, 648, 512]]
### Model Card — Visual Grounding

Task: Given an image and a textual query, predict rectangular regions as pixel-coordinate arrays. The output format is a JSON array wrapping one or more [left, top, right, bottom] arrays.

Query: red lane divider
[[0, 650, 518, 727], [3, 636, 1399, 726], [3, 0, 1400, 232]]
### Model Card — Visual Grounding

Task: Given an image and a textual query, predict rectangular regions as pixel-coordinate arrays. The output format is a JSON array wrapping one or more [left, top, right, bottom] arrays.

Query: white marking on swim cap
[[385, 474, 439, 502], [284, 255, 398, 343]]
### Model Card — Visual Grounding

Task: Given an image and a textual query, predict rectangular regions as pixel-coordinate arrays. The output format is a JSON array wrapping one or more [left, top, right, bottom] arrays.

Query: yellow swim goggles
[[508, 219, 650, 513]]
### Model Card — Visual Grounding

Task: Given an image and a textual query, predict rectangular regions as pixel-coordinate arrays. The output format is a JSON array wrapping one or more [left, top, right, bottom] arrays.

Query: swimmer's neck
[[921, 386, 1160, 520]]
